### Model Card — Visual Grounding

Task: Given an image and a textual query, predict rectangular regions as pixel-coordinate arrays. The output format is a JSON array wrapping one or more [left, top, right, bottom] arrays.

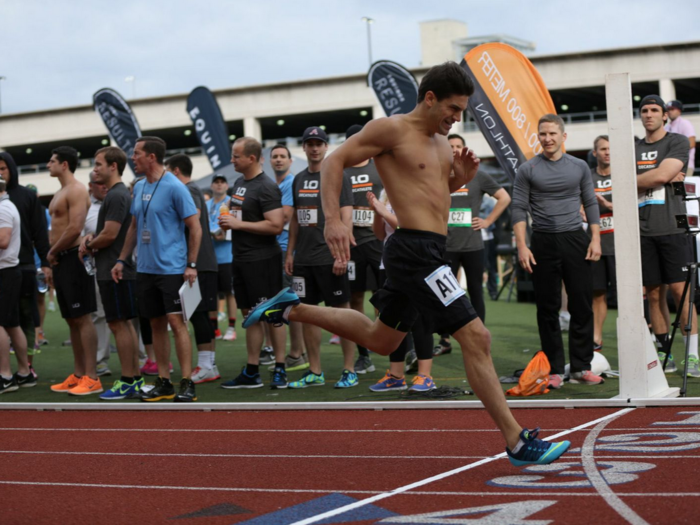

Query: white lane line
[[1, 449, 698, 461], [581, 410, 650, 525], [289, 408, 636, 525], [0, 480, 698, 498], [0, 426, 694, 434]]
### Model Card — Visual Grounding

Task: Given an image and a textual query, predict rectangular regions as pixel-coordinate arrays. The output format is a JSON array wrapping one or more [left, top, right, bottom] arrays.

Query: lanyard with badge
[[141, 171, 165, 244]]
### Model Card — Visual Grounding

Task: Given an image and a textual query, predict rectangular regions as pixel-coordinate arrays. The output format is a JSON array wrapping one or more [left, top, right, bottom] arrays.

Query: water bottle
[[219, 202, 229, 216], [36, 269, 48, 293], [83, 255, 96, 276]]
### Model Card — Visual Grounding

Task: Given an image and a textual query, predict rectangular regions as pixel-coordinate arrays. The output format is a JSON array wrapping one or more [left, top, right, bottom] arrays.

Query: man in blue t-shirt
[[270, 144, 307, 371], [112, 136, 201, 403], [207, 174, 237, 342]]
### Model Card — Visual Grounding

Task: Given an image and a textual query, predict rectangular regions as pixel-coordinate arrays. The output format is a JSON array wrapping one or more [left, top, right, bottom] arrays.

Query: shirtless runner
[[47, 146, 102, 396], [244, 62, 570, 466]]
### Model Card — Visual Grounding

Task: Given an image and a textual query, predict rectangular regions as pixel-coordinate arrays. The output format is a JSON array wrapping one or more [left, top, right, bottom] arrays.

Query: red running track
[[0, 407, 699, 524]]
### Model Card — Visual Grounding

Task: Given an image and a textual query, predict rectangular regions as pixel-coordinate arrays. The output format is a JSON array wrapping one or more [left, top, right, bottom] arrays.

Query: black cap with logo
[[302, 126, 329, 144], [212, 174, 228, 183], [666, 100, 683, 111]]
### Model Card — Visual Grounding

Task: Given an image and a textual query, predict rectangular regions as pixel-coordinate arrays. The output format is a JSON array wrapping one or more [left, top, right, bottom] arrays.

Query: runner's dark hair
[[136, 136, 167, 164], [418, 62, 474, 102], [95, 146, 127, 176], [270, 143, 291, 158], [165, 153, 193, 177], [447, 134, 465, 146], [51, 146, 79, 173]]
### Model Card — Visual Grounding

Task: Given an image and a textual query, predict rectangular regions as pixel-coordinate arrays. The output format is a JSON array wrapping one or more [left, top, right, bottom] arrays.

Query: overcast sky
[[1, 0, 698, 115]]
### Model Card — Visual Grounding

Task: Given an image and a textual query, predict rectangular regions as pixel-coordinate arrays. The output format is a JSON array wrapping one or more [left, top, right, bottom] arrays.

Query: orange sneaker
[[68, 376, 104, 396], [51, 374, 81, 393]]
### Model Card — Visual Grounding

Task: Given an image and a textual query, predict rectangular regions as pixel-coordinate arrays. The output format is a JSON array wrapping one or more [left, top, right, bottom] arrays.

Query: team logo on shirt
[[641, 151, 658, 161], [232, 186, 246, 203]]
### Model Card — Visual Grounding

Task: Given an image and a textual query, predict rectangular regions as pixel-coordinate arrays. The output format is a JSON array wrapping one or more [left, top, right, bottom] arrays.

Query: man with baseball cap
[[665, 100, 696, 177], [285, 126, 358, 389], [636, 94, 699, 377]]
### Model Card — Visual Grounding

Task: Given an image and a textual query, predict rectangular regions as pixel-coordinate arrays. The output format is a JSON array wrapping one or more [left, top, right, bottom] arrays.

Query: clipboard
[[179, 277, 202, 322]]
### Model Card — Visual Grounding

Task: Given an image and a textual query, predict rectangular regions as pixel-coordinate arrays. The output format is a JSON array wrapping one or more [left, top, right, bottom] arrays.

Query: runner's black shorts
[[98, 279, 138, 322], [370, 228, 478, 335], [232, 253, 282, 310], [592, 254, 616, 292], [196, 271, 219, 312], [349, 240, 383, 293], [293, 264, 350, 307], [0, 266, 21, 328], [136, 273, 184, 319], [53, 247, 97, 319], [641, 234, 693, 286], [216, 263, 233, 295]]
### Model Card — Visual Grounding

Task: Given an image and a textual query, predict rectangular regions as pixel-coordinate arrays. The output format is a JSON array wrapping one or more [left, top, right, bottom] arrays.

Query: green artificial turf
[[2, 294, 698, 403]]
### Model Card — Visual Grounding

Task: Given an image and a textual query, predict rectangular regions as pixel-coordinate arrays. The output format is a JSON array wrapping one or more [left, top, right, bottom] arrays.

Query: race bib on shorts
[[292, 276, 306, 298], [353, 207, 374, 227], [424, 265, 465, 307], [297, 207, 318, 227], [638, 186, 665, 207], [600, 214, 614, 234], [448, 208, 472, 227], [347, 261, 356, 281]]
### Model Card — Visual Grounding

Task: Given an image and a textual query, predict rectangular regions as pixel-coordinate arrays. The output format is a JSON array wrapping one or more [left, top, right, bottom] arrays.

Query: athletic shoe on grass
[[191, 365, 221, 384], [140, 377, 175, 402], [50, 373, 81, 393], [593, 343, 603, 352], [139, 359, 173, 376], [432, 339, 452, 356], [214, 328, 222, 340], [569, 370, 604, 385], [221, 367, 263, 389], [242, 287, 300, 328], [404, 349, 418, 373], [410, 374, 436, 392], [289, 371, 325, 389], [100, 380, 140, 400], [270, 367, 288, 389], [548, 374, 564, 389], [14, 372, 37, 388], [659, 351, 678, 373], [96, 363, 112, 377], [335, 369, 359, 388], [268, 353, 309, 372], [260, 346, 275, 366], [369, 371, 407, 392], [68, 376, 104, 396], [354, 355, 375, 374], [174, 378, 197, 402], [506, 428, 571, 466], [223, 326, 237, 341], [0, 376, 19, 395], [125, 378, 145, 399], [329, 334, 341, 345], [681, 356, 700, 378]]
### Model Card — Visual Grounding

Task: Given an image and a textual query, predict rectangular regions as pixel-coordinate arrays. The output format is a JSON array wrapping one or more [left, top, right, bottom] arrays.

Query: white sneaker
[[223, 327, 237, 341], [191, 365, 221, 384], [96, 363, 112, 377], [48, 301, 56, 312], [329, 334, 341, 345], [559, 312, 571, 332], [217, 311, 226, 322]]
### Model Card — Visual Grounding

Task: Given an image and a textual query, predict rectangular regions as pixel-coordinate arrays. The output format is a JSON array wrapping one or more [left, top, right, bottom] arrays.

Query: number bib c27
[[297, 207, 318, 227], [424, 265, 466, 306], [448, 208, 472, 227], [292, 276, 306, 298], [352, 207, 374, 227]]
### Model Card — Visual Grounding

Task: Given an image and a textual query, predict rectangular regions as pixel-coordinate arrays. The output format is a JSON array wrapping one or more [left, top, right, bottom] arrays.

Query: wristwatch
[[187, 262, 197, 269]]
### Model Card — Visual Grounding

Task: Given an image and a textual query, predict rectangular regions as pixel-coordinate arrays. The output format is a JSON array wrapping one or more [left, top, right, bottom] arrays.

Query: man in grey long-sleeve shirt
[[512, 114, 603, 388]]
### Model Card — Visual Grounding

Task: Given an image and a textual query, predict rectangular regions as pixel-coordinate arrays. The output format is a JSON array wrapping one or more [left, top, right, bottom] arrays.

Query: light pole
[[124, 76, 135, 99], [0, 76, 6, 114], [361, 17, 374, 67]]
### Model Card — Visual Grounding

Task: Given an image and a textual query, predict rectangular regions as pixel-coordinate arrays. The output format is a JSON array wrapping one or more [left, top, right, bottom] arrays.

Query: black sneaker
[[0, 376, 19, 394], [404, 349, 418, 374], [14, 372, 37, 388], [432, 339, 452, 356], [259, 347, 275, 366], [140, 377, 176, 402], [270, 367, 288, 389], [222, 367, 263, 389], [174, 378, 197, 402]]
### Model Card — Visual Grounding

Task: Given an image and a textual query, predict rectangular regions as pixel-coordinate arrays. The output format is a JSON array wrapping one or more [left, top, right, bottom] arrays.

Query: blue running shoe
[[243, 287, 300, 328], [289, 371, 325, 389], [506, 428, 571, 466], [100, 380, 139, 400], [369, 371, 407, 392], [270, 367, 288, 389], [221, 367, 263, 389], [334, 369, 359, 389], [409, 374, 436, 392]]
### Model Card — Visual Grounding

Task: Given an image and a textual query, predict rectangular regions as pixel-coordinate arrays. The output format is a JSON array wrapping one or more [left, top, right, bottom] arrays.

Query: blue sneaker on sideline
[[506, 428, 571, 466], [369, 371, 407, 392], [100, 380, 140, 400], [334, 369, 359, 389], [270, 367, 288, 389], [222, 367, 263, 389], [243, 287, 300, 328]]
